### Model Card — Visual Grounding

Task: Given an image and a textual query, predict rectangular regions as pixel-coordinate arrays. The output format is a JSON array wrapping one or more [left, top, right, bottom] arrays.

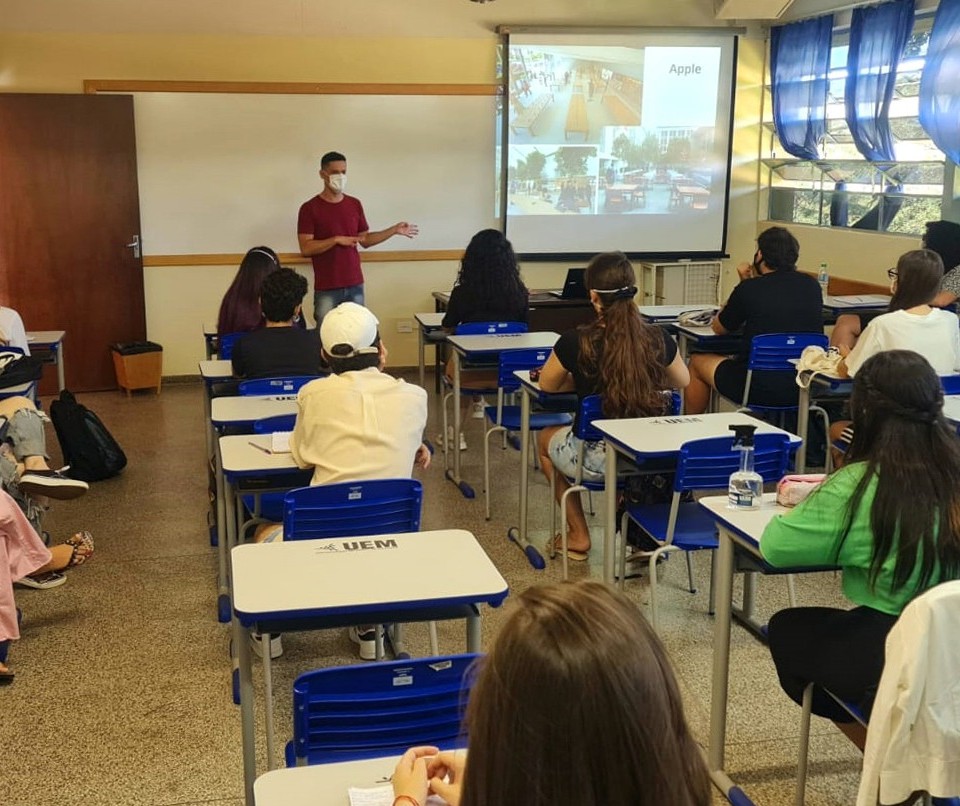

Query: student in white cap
[[289, 302, 430, 659]]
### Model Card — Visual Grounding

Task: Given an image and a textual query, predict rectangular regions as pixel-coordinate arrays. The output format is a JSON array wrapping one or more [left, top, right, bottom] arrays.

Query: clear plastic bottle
[[728, 424, 762, 510], [818, 262, 830, 298]]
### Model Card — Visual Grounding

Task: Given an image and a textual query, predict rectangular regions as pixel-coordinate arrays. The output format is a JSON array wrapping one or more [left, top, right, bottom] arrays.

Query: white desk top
[[944, 395, 960, 425], [638, 304, 714, 322], [446, 332, 558, 355], [698, 493, 785, 549], [210, 395, 298, 425], [219, 434, 300, 474], [255, 756, 398, 805], [26, 330, 65, 345], [415, 312, 445, 328], [823, 294, 891, 310], [231, 528, 508, 620], [594, 411, 800, 459], [199, 359, 233, 380]]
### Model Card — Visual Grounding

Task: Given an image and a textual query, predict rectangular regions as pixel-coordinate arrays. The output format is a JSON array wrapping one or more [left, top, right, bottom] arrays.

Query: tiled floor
[[5, 375, 864, 805]]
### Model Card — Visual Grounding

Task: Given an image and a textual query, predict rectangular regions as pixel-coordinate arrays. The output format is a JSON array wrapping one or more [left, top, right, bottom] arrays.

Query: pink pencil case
[[776, 474, 826, 507]]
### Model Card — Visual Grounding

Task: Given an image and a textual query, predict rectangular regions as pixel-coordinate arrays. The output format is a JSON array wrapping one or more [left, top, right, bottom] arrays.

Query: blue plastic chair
[[238, 376, 319, 396], [282, 479, 430, 659], [217, 332, 243, 360], [620, 433, 791, 631], [441, 321, 528, 463], [482, 348, 573, 520], [285, 653, 478, 766], [732, 333, 832, 471], [551, 392, 680, 580], [940, 374, 960, 396], [283, 479, 422, 541]]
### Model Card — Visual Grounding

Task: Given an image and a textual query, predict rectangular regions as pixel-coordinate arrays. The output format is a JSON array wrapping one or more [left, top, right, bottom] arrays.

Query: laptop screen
[[561, 268, 588, 299]]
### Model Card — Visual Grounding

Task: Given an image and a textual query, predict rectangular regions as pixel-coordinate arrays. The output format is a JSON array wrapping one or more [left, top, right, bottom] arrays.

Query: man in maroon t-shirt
[[297, 151, 418, 323]]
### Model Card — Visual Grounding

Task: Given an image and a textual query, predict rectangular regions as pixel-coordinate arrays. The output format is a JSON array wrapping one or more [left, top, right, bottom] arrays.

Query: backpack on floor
[[49, 389, 127, 482]]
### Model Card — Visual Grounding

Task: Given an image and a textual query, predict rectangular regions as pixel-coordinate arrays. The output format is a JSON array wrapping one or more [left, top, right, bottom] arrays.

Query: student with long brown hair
[[391, 580, 711, 806], [535, 251, 689, 560]]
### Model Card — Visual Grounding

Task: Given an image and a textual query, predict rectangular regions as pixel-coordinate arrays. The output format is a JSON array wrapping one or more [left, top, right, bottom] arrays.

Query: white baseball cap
[[320, 302, 380, 358]]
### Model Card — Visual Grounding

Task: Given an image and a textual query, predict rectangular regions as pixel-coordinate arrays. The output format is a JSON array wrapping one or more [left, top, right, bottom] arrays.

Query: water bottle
[[817, 262, 829, 298], [728, 424, 762, 510]]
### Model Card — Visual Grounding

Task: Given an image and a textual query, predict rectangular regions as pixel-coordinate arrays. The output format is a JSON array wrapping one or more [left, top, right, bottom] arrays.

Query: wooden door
[[0, 94, 145, 392]]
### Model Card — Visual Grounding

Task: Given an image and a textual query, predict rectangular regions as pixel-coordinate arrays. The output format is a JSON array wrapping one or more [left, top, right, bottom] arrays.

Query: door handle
[[125, 235, 141, 259]]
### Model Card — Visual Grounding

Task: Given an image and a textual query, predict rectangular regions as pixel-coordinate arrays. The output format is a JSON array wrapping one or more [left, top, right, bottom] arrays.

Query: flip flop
[[64, 531, 95, 568], [546, 533, 589, 563]]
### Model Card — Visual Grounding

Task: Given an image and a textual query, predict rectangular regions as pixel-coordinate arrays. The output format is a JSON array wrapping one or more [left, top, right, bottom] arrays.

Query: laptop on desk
[[549, 268, 588, 300]]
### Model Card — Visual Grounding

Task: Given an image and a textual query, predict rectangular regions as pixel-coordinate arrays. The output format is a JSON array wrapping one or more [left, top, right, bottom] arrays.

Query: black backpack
[[49, 390, 127, 481]]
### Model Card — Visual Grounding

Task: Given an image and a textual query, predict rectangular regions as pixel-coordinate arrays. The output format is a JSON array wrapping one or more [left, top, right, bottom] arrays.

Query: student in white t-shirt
[[0, 306, 29, 354], [831, 249, 960, 463]]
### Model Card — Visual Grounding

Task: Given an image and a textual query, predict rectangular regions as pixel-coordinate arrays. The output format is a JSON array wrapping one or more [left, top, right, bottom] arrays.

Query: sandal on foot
[[546, 534, 589, 563], [64, 531, 94, 567], [0, 666, 14, 685], [16, 570, 67, 589]]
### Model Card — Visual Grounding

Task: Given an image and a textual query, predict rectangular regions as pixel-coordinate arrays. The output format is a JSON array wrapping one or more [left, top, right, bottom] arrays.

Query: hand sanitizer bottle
[[728, 424, 762, 510], [818, 262, 829, 298]]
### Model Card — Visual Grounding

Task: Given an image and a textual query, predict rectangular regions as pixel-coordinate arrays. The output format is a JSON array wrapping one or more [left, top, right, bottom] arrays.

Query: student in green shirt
[[760, 349, 960, 749]]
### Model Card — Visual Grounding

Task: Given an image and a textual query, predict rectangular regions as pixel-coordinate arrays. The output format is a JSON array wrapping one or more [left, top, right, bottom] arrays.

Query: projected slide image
[[509, 46, 642, 144], [598, 126, 715, 215], [508, 145, 599, 216]]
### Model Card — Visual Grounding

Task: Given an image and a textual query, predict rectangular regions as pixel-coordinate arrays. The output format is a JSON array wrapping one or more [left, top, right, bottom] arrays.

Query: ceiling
[[0, 0, 851, 39]]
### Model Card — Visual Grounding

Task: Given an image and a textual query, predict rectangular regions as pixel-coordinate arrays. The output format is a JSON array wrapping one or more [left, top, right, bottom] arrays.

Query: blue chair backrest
[[674, 433, 790, 492], [239, 376, 319, 396], [290, 653, 479, 765], [941, 375, 960, 396], [455, 321, 528, 336], [747, 333, 828, 372], [283, 479, 423, 541], [217, 332, 243, 360], [574, 392, 681, 441], [496, 348, 553, 391], [253, 414, 297, 434]]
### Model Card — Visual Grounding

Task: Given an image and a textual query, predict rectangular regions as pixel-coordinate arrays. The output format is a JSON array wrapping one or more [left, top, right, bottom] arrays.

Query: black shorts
[[714, 359, 800, 407]]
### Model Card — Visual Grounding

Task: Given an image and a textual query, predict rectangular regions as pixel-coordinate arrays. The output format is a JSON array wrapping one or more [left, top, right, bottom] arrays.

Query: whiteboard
[[133, 92, 500, 255]]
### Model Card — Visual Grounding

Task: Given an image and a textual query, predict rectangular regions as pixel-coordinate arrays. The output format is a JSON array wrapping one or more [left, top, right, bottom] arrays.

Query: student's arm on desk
[[759, 466, 861, 567], [711, 269, 751, 336], [538, 350, 575, 393], [298, 232, 359, 256]]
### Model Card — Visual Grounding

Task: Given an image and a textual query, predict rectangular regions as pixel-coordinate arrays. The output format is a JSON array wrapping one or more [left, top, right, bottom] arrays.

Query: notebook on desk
[[548, 268, 588, 300]]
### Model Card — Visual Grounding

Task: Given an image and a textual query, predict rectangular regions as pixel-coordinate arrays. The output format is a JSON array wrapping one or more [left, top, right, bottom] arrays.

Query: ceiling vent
[[715, 0, 794, 19]]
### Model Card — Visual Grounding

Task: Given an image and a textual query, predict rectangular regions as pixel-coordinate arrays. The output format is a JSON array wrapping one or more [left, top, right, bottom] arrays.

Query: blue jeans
[[314, 284, 364, 324]]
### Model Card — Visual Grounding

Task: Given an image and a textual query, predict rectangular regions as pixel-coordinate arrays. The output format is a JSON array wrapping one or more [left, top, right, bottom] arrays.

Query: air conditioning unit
[[639, 261, 721, 307], [715, 0, 794, 19]]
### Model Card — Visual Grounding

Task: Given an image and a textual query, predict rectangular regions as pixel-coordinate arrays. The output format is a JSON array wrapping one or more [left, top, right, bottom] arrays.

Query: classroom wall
[[0, 31, 813, 373]]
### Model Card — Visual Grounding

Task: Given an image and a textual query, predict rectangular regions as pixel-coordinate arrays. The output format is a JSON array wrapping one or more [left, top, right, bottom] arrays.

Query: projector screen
[[504, 30, 738, 259]]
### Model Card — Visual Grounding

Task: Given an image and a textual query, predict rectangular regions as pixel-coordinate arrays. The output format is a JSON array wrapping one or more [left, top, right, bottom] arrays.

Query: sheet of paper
[[270, 430, 292, 454], [347, 786, 447, 806]]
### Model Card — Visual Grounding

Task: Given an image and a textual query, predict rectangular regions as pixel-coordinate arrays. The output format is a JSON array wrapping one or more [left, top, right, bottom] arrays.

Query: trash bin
[[111, 341, 163, 396]]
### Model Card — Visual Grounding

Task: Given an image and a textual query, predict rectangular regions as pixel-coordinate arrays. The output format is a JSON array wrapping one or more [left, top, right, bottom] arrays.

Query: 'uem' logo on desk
[[313, 539, 399, 554]]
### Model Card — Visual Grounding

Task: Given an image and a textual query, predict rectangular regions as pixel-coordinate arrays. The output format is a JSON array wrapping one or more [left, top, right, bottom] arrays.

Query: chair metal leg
[[685, 551, 697, 594], [795, 682, 814, 806], [483, 425, 493, 521], [649, 545, 674, 631], [588, 490, 595, 516], [786, 573, 798, 608], [531, 432, 540, 470], [429, 621, 439, 655], [374, 627, 385, 661], [441, 390, 452, 468], [618, 511, 629, 590]]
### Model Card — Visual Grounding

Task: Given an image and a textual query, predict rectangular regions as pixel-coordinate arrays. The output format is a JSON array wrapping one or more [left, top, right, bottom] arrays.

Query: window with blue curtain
[[845, 0, 915, 161], [919, 0, 960, 165], [770, 15, 834, 160]]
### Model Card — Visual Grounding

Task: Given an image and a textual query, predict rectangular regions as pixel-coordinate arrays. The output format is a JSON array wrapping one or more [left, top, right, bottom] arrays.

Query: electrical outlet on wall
[[396, 319, 413, 334]]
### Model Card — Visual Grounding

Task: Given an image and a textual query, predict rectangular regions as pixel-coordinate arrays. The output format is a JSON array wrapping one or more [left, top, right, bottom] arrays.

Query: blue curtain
[[919, 0, 960, 165], [845, 0, 915, 161], [771, 15, 834, 160]]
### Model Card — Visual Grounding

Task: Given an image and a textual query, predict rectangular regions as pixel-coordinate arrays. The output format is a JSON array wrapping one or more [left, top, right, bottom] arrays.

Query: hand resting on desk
[[392, 746, 464, 806]]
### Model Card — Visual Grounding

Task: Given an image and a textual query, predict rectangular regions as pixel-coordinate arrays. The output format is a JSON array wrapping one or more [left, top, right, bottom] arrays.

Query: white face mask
[[327, 174, 346, 193]]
